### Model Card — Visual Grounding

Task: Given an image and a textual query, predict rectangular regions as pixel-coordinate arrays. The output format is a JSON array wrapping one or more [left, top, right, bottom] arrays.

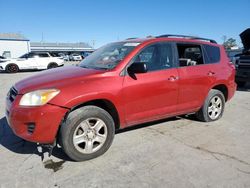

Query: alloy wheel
[[73, 118, 108, 154], [207, 96, 222, 120]]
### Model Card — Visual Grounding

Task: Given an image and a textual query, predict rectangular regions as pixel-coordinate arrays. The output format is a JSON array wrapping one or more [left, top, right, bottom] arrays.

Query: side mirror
[[128, 62, 148, 74]]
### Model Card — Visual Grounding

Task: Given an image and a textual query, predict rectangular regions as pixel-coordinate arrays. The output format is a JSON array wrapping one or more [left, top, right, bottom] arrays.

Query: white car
[[0, 52, 64, 73], [69, 54, 82, 61]]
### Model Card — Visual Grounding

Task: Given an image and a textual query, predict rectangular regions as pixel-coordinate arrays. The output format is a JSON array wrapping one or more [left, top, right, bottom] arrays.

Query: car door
[[36, 53, 50, 69], [122, 42, 179, 126], [175, 43, 216, 113], [20, 53, 37, 69]]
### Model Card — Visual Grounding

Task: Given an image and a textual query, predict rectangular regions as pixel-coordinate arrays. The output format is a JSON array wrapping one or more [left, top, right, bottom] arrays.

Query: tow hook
[[37, 141, 56, 160]]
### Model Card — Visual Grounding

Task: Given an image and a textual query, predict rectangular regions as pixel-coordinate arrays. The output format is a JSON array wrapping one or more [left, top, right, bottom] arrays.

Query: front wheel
[[47, 63, 58, 69], [6, 64, 19, 73], [196, 89, 225, 122], [59, 106, 115, 161]]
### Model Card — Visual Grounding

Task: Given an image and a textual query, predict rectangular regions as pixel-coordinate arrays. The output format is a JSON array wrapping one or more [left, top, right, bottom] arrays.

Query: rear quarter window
[[204, 45, 220, 64]]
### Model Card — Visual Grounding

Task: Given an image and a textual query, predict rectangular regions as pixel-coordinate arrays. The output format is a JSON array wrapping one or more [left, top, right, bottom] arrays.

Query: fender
[[50, 91, 126, 128]]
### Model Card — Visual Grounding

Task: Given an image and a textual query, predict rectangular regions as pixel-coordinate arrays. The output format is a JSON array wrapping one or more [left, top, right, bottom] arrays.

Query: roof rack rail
[[126, 37, 138, 40], [156, 34, 217, 44]]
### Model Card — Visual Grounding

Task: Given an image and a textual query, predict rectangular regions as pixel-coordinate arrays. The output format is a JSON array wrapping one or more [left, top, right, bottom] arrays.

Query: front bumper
[[0, 63, 7, 70], [6, 95, 68, 144]]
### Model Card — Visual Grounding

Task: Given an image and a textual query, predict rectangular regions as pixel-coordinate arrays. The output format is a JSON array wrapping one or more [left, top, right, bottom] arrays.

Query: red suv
[[6, 35, 236, 161]]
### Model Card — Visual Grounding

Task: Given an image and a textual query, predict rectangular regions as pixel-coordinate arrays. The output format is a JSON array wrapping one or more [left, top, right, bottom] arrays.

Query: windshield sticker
[[124, 43, 140, 47]]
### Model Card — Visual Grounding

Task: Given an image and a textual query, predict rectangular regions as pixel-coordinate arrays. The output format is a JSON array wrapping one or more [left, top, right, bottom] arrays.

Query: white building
[[0, 33, 30, 58]]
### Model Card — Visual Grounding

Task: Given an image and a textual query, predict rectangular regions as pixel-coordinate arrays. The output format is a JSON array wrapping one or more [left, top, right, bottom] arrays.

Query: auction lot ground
[[0, 65, 250, 188]]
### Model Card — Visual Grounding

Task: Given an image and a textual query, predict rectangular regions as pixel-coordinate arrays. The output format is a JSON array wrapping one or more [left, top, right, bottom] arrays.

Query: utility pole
[[91, 40, 96, 48], [41, 32, 44, 43]]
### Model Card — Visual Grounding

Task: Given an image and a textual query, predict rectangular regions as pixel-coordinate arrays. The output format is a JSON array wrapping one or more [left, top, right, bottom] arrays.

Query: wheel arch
[[211, 84, 228, 101], [63, 99, 120, 130]]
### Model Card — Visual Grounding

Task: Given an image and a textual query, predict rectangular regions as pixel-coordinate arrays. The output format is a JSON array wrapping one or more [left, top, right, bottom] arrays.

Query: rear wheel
[[47, 63, 58, 69], [59, 106, 115, 161], [196, 89, 225, 122], [6, 64, 19, 73]]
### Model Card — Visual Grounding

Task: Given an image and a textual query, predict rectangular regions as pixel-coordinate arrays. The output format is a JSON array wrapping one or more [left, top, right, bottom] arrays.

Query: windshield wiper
[[81, 65, 109, 70], [91, 66, 109, 70]]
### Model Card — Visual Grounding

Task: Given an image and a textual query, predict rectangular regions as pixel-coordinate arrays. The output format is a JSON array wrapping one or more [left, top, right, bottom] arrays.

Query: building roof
[[31, 42, 92, 48], [30, 42, 93, 52], [0, 33, 29, 41]]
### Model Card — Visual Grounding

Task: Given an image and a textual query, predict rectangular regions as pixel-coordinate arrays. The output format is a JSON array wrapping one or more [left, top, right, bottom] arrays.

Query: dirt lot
[[0, 68, 250, 188]]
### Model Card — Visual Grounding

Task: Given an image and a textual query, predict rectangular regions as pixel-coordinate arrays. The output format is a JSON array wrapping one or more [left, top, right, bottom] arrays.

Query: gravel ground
[[0, 67, 250, 188]]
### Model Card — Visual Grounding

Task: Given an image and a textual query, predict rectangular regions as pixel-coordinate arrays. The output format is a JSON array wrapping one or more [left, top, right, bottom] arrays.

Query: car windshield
[[79, 42, 140, 70], [19, 53, 28, 58]]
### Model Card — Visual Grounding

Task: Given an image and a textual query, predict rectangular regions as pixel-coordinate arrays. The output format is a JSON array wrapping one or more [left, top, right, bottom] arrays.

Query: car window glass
[[133, 43, 173, 71], [27, 53, 35, 58], [38, 53, 49, 58], [177, 44, 204, 66], [80, 42, 138, 70], [204, 45, 220, 64]]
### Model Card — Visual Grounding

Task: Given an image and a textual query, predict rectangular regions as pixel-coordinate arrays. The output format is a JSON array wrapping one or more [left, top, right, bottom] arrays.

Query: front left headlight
[[19, 89, 60, 106]]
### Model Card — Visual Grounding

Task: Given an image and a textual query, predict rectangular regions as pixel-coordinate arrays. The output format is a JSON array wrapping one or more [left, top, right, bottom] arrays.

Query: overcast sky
[[0, 0, 249, 47]]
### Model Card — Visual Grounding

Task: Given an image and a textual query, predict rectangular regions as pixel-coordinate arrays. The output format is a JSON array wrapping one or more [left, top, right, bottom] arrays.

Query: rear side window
[[203, 45, 220, 64], [176, 44, 204, 67], [38, 53, 49, 57]]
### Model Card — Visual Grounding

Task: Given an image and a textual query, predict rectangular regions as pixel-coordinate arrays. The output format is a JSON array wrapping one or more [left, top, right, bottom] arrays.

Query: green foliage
[[223, 38, 237, 49]]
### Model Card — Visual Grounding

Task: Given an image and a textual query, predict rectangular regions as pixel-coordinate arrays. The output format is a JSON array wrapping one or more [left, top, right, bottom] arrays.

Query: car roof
[[123, 35, 219, 47]]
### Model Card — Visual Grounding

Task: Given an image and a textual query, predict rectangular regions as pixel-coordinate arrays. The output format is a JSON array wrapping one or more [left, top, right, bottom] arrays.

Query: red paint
[[6, 37, 236, 144]]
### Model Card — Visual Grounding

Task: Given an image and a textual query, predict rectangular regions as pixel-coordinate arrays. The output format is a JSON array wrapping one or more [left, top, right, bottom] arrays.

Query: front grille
[[8, 87, 18, 102], [238, 59, 250, 69]]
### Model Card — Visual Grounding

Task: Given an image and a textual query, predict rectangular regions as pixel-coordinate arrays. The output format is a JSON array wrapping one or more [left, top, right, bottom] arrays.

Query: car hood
[[0, 58, 11, 62], [15, 66, 104, 94], [0, 58, 24, 63], [240, 28, 250, 50]]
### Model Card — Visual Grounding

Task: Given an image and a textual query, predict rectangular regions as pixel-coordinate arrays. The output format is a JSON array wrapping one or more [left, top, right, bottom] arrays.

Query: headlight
[[19, 89, 60, 106]]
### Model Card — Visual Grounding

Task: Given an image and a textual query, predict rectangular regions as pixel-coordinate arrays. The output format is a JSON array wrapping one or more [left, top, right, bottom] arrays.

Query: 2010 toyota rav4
[[6, 35, 236, 161]]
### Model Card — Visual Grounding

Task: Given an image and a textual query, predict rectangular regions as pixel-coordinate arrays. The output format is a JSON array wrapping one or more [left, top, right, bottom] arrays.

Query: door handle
[[168, 76, 179, 81], [208, 71, 215, 76]]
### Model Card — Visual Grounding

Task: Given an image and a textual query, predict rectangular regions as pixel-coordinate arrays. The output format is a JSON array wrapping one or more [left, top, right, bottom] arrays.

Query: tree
[[223, 38, 237, 49]]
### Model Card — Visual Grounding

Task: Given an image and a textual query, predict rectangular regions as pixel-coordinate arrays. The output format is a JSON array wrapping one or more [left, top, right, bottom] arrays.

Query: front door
[[122, 42, 179, 126]]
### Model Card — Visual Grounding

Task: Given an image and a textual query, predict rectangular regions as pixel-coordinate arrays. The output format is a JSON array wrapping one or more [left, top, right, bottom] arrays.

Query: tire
[[6, 64, 19, 73], [47, 63, 58, 69], [236, 81, 246, 88], [196, 89, 225, 122], [59, 106, 115, 161]]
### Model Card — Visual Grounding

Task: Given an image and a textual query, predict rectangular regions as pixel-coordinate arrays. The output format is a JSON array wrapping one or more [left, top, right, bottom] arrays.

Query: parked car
[[69, 53, 82, 61], [6, 35, 236, 161], [234, 28, 250, 87], [0, 52, 64, 73], [226, 49, 242, 64], [81, 51, 93, 59], [58, 53, 70, 61]]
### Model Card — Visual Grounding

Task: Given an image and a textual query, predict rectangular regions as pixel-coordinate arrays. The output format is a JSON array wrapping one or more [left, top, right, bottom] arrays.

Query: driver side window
[[133, 43, 174, 71], [27, 53, 35, 58]]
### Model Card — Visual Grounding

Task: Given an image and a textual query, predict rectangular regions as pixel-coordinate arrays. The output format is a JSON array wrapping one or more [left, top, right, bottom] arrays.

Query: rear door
[[122, 42, 179, 125], [175, 43, 216, 113], [36, 53, 50, 69]]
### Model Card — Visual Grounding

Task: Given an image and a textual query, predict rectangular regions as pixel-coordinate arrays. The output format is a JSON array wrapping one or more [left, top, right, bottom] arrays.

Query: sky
[[0, 0, 249, 48]]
